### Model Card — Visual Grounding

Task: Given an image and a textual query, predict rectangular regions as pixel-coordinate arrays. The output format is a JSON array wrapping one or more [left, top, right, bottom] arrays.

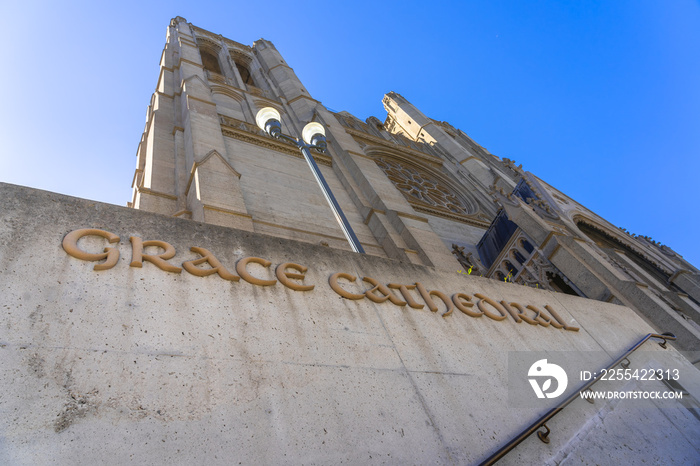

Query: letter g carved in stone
[[62, 228, 120, 271]]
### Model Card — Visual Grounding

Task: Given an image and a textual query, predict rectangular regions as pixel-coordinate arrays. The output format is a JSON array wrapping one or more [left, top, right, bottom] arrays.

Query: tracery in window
[[376, 158, 470, 215]]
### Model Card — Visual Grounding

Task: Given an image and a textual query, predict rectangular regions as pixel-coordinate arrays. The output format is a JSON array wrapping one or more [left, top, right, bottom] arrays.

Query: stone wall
[[1, 183, 699, 465]]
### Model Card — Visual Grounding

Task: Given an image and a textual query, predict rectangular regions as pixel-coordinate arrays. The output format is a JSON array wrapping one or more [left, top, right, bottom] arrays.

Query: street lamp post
[[255, 107, 365, 254]]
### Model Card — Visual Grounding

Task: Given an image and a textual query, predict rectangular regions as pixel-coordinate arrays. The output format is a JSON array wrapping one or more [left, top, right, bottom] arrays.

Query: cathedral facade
[[132, 18, 700, 353], [2, 18, 699, 464]]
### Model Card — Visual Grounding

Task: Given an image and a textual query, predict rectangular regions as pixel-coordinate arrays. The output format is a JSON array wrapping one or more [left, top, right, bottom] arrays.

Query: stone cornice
[[189, 25, 253, 53], [178, 37, 197, 48], [219, 116, 332, 167], [343, 127, 443, 168], [395, 210, 430, 223], [202, 204, 253, 218], [186, 95, 217, 107], [267, 62, 294, 73], [176, 57, 204, 70], [135, 186, 178, 200], [224, 37, 252, 51], [191, 27, 224, 44], [286, 94, 320, 106]]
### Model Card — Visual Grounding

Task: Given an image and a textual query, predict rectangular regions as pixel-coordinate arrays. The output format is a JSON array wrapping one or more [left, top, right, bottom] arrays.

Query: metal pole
[[298, 145, 365, 254]]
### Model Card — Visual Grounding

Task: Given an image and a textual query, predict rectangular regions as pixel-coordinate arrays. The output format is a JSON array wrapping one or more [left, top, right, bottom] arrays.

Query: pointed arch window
[[520, 238, 534, 254], [201, 49, 222, 75], [512, 250, 527, 265], [503, 261, 518, 276], [235, 62, 255, 86]]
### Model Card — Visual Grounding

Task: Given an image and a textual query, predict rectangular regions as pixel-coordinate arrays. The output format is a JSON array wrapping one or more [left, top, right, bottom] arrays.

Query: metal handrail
[[478, 332, 677, 466]]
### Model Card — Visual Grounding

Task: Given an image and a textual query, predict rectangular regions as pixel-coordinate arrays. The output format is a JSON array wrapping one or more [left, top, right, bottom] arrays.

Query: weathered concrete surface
[[1, 183, 699, 465]]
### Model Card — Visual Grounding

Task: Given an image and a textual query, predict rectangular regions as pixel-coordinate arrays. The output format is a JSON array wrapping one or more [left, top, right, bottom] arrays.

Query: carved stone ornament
[[229, 48, 253, 65], [530, 198, 560, 220], [336, 112, 446, 161], [489, 186, 520, 207], [517, 252, 555, 291], [377, 158, 470, 215], [515, 268, 543, 288], [452, 244, 482, 275], [577, 220, 673, 276], [552, 193, 570, 205], [501, 158, 525, 177], [548, 223, 570, 236], [660, 245, 679, 257], [195, 36, 221, 52]]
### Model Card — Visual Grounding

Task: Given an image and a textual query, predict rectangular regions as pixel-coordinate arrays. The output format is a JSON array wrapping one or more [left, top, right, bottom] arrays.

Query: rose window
[[376, 158, 469, 215]]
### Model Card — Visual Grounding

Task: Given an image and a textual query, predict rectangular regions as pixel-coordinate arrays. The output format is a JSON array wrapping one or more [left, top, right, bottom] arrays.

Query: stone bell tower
[[130, 17, 254, 230], [128, 17, 467, 270], [130, 17, 349, 231]]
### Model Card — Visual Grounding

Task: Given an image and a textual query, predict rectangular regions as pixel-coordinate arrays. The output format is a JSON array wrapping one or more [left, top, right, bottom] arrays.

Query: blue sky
[[1, 1, 698, 267]]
